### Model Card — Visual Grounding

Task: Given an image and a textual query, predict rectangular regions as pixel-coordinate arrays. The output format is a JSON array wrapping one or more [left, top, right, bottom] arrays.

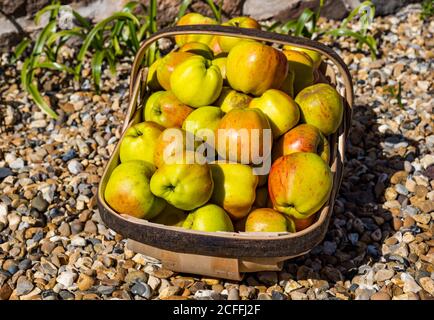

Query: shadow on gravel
[[274, 100, 421, 288]]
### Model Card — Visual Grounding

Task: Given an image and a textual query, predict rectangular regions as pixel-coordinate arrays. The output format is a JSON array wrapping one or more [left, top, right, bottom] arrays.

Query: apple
[[226, 40, 288, 96], [292, 214, 317, 232], [295, 83, 344, 135], [273, 124, 330, 163], [216, 108, 272, 164], [150, 204, 186, 227], [209, 162, 258, 220], [245, 208, 295, 232], [144, 91, 193, 129], [282, 49, 314, 95], [215, 87, 252, 113], [283, 45, 322, 69], [253, 187, 268, 208], [249, 89, 300, 139], [268, 153, 332, 219], [279, 68, 295, 97], [154, 127, 198, 168], [182, 106, 224, 137], [179, 41, 214, 60], [157, 51, 195, 91], [105, 161, 166, 219], [175, 13, 218, 47], [150, 163, 214, 211], [170, 55, 223, 108], [211, 57, 227, 84], [217, 16, 261, 52], [183, 204, 234, 232], [119, 121, 164, 167], [146, 58, 163, 91]]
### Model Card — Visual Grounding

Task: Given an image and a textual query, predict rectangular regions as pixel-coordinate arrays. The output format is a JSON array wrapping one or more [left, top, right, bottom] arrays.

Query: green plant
[[421, 0, 434, 20], [176, 0, 223, 23], [15, 0, 159, 119], [269, 1, 378, 59], [387, 82, 404, 109]]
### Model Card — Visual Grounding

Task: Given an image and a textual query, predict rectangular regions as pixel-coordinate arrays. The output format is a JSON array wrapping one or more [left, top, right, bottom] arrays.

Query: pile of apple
[[104, 13, 344, 234]]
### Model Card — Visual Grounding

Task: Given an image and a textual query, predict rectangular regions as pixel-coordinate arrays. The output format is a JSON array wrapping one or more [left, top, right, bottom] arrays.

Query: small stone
[[56, 271, 76, 288], [131, 281, 152, 299], [385, 188, 397, 201], [77, 274, 94, 291], [0, 168, 13, 179], [323, 241, 337, 255], [374, 269, 394, 282], [71, 236, 86, 247], [412, 214, 431, 224], [370, 292, 391, 300], [147, 275, 161, 291], [405, 178, 417, 193], [239, 285, 255, 299], [159, 286, 180, 299], [257, 293, 272, 300], [227, 288, 240, 300], [67, 160, 83, 174], [420, 154, 434, 169], [271, 291, 286, 300], [152, 268, 174, 279], [390, 171, 407, 184], [16, 276, 34, 296], [0, 284, 12, 300], [289, 291, 308, 300], [125, 271, 148, 285], [284, 280, 302, 293], [58, 223, 71, 237], [419, 277, 434, 296], [18, 259, 32, 271], [402, 273, 422, 293], [59, 290, 75, 300], [97, 286, 115, 295], [31, 194, 49, 212], [83, 220, 97, 234], [355, 288, 375, 300], [194, 290, 220, 300], [395, 184, 408, 196], [9, 158, 24, 170]]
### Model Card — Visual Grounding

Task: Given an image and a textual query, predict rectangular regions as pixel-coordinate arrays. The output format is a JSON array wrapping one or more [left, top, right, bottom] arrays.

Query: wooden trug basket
[[97, 25, 354, 280]]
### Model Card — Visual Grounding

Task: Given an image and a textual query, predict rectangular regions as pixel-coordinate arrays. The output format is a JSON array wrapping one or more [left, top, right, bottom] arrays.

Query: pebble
[[0, 167, 13, 179], [56, 271, 76, 288], [374, 269, 395, 282], [31, 194, 49, 212], [16, 277, 34, 296], [77, 274, 94, 291], [370, 292, 391, 300], [131, 281, 152, 299], [402, 273, 422, 293], [159, 286, 180, 299], [125, 271, 148, 285], [290, 291, 308, 300], [9, 158, 24, 170], [227, 288, 240, 300], [67, 160, 84, 174]]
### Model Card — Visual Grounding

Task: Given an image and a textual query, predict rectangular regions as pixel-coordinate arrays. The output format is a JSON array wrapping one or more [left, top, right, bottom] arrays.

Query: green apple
[[295, 83, 344, 135], [226, 41, 288, 96], [150, 204, 186, 227], [179, 41, 214, 60], [209, 162, 258, 220], [182, 106, 224, 137], [171, 55, 223, 107], [150, 163, 214, 210], [146, 58, 163, 91], [272, 123, 330, 163], [119, 121, 164, 166], [249, 89, 300, 139], [217, 16, 261, 52], [144, 91, 193, 128], [183, 204, 234, 232], [157, 51, 195, 91], [175, 13, 218, 47], [245, 208, 295, 232], [268, 153, 332, 219], [215, 87, 252, 113], [104, 161, 166, 219], [282, 49, 314, 95]]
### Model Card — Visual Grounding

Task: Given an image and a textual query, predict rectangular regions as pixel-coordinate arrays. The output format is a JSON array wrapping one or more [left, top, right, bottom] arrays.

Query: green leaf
[[148, 0, 157, 34], [34, 60, 77, 75], [31, 20, 57, 58], [127, 20, 140, 52], [73, 11, 92, 29], [91, 50, 105, 92], [21, 58, 32, 89], [27, 83, 58, 119], [12, 38, 31, 62], [75, 12, 140, 77], [35, 3, 61, 25], [46, 28, 84, 47], [204, 0, 221, 22], [177, 0, 193, 21], [294, 9, 314, 37]]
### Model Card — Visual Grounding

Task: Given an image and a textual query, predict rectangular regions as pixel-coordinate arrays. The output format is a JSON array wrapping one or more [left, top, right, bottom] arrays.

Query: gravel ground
[[0, 4, 433, 300]]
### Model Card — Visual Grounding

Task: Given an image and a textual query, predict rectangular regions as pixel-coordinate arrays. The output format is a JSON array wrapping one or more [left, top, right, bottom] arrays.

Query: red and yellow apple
[[215, 87, 252, 113], [245, 208, 295, 232], [179, 41, 214, 60], [217, 16, 261, 52], [283, 45, 322, 69], [226, 40, 288, 96], [175, 13, 217, 47], [282, 49, 314, 95], [273, 124, 330, 163], [182, 204, 234, 232], [144, 91, 193, 128], [157, 51, 195, 91], [268, 153, 332, 219]]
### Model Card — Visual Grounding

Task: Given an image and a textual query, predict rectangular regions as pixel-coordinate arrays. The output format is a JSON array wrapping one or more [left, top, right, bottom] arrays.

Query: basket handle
[[130, 25, 353, 117]]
